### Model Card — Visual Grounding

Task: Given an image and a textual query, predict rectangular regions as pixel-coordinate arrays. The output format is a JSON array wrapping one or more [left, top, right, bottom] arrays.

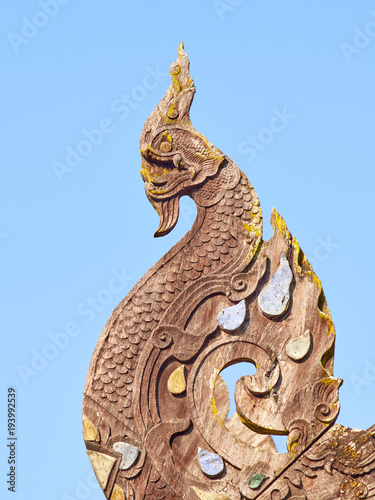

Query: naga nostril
[[173, 153, 182, 168]]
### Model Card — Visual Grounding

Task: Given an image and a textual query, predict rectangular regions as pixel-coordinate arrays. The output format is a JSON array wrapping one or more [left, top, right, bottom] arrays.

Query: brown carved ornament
[[82, 44, 375, 500]]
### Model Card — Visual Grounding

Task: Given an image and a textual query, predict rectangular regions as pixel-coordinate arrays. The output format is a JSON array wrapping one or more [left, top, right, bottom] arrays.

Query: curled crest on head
[[140, 42, 227, 237]]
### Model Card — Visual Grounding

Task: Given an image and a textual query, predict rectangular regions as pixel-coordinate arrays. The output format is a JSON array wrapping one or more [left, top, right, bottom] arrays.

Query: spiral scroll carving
[[82, 44, 374, 500]]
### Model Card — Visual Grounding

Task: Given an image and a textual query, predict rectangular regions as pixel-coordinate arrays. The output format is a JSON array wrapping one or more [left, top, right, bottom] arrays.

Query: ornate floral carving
[[255, 425, 375, 500]]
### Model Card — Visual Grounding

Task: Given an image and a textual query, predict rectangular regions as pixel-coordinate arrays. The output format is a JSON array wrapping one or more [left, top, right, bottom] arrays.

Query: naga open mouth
[[140, 160, 191, 198], [140, 163, 165, 183], [140, 160, 186, 237]]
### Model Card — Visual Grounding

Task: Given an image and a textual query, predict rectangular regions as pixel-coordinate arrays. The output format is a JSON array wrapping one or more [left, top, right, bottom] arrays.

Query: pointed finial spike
[[178, 41, 186, 58], [139, 42, 195, 151]]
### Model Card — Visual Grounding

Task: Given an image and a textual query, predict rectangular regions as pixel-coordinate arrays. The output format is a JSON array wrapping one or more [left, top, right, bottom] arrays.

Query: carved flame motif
[[83, 44, 375, 499]]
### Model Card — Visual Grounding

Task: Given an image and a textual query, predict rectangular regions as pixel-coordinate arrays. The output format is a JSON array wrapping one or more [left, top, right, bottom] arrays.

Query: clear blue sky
[[2, 2, 375, 498]]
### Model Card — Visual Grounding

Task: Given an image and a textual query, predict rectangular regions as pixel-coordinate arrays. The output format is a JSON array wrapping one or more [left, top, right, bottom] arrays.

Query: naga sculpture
[[83, 44, 375, 499]]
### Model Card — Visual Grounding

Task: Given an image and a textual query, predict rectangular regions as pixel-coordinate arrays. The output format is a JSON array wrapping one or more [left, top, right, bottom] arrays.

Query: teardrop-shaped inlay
[[111, 484, 125, 500], [167, 365, 186, 394], [198, 447, 224, 478], [258, 252, 293, 317], [113, 442, 139, 470], [192, 486, 230, 499], [248, 473, 267, 490], [286, 330, 311, 361], [217, 299, 246, 332]]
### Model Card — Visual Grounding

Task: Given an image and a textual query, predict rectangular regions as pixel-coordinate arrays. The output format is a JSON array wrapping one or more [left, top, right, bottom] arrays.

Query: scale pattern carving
[[83, 45, 373, 500]]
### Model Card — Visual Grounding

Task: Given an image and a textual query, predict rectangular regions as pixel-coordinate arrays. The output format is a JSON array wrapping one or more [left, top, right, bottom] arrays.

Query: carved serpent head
[[139, 43, 226, 236]]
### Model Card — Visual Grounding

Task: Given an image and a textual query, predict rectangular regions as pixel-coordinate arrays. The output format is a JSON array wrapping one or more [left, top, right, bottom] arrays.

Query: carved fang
[[149, 195, 180, 237]]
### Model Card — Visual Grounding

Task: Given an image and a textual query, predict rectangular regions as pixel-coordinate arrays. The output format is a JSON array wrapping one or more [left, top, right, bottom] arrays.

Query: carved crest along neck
[[83, 44, 365, 500], [189, 159, 262, 276]]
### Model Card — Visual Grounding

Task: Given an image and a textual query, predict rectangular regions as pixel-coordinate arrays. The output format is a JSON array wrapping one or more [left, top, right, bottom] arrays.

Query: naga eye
[[160, 141, 172, 153]]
